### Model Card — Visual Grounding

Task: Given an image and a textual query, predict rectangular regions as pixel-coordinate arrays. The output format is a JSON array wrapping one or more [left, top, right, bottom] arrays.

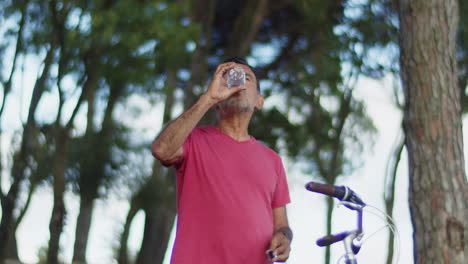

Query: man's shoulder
[[252, 139, 281, 159]]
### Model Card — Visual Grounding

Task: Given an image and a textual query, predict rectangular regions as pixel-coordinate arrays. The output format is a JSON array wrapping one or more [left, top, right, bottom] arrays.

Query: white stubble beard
[[218, 93, 253, 116]]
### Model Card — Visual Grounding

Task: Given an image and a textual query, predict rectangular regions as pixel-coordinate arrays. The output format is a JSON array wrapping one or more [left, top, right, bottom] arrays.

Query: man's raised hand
[[203, 62, 246, 105]]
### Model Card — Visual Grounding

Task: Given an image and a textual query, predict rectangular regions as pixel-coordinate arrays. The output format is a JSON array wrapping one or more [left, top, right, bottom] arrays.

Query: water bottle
[[226, 66, 246, 88]]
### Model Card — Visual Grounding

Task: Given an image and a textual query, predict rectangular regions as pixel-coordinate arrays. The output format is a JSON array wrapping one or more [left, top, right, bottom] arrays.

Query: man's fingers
[[272, 244, 288, 256], [266, 245, 290, 262], [267, 234, 284, 253], [266, 251, 290, 263], [215, 62, 235, 76], [266, 233, 291, 262], [273, 251, 290, 262]]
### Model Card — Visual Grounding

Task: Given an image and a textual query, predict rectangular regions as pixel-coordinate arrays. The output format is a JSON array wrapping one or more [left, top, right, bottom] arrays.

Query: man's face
[[218, 63, 263, 115]]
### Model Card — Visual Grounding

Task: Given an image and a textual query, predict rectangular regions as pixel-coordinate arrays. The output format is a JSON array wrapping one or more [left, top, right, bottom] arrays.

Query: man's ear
[[255, 95, 264, 110]]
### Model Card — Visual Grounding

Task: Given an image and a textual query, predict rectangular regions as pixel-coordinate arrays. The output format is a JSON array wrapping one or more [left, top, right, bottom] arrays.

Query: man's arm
[[151, 62, 245, 165], [151, 95, 213, 164], [266, 206, 292, 262]]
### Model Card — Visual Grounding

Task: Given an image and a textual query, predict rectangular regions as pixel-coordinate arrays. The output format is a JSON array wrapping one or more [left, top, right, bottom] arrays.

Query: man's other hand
[[266, 229, 291, 262]]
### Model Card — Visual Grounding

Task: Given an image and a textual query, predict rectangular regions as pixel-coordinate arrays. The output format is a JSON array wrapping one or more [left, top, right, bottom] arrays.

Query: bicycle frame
[[316, 202, 363, 264], [340, 202, 363, 264]]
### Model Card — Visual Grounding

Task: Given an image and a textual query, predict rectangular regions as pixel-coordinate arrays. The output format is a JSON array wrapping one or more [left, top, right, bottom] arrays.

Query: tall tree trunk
[[71, 81, 121, 263], [0, 42, 56, 261], [45, 90, 86, 264], [324, 196, 334, 264], [5, 232, 19, 261], [398, 0, 467, 263], [136, 197, 176, 264], [5, 180, 39, 261], [72, 196, 95, 263], [46, 79, 87, 263], [47, 129, 69, 264], [137, 68, 178, 263], [117, 201, 140, 264]]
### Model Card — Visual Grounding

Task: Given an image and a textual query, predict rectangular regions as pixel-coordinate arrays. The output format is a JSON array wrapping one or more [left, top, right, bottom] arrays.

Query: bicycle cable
[[363, 204, 401, 264]]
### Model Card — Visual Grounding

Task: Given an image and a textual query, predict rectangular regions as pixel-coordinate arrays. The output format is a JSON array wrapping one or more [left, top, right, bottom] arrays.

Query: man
[[152, 57, 292, 264]]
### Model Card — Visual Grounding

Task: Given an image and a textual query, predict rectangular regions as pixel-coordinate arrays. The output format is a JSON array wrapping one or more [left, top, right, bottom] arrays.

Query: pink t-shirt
[[170, 126, 291, 264]]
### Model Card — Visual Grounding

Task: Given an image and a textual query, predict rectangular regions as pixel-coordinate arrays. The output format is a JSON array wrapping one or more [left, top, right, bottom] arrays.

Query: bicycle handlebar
[[306, 182, 366, 263], [305, 182, 366, 206], [316, 231, 351, 247]]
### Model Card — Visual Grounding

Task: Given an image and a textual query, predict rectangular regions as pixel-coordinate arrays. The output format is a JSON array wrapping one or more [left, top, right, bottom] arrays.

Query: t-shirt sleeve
[[271, 157, 291, 208]]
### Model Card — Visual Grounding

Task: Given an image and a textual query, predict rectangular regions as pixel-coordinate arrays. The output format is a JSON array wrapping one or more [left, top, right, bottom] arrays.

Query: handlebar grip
[[305, 182, 339, 197], [305, 181, 365, 206], [316, 231, 350, 247]]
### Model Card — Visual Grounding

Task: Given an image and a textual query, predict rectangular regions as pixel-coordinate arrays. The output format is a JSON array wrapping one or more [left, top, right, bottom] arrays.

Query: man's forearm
[[152, 95, 214, 160]]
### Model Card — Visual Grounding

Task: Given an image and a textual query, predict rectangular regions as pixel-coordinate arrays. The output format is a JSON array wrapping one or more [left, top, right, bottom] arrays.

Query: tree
[[0, 0, 30, 257], [67, 1, 168, 262], [0, 0, 59, 260], [398, 0, 467, 263], [458, 0, 468, 113], [117, 2, 202, 263]]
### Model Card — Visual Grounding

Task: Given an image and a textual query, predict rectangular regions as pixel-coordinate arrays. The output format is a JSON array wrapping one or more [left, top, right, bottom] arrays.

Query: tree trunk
[[47, 194, 66, 264], [72, 197, 95, 263], [117, 201, 140, 264], [47, 129, 69, 264], [0, 42, 56, 261], [136, 67, 178, 263], [398, 0, 467, 263], [5, 181, 38, 262], [71, 78, 120, 264], [5, 232, 19, 261], [324, 196, 334, 264], [136, 200, 176, 264]]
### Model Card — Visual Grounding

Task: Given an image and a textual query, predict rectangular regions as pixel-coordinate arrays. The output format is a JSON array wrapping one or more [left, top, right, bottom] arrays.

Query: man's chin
[[219, 97, 252, 112], [219, 105, 252, 116], [220, 98, 239, 107]]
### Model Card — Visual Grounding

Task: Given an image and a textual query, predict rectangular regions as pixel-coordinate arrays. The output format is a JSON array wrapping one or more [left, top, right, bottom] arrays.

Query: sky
[[1, 51, 467, 264]]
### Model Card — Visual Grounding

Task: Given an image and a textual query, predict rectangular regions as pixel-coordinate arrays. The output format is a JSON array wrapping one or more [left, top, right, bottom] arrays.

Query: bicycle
[[305, 181, 399, 264]]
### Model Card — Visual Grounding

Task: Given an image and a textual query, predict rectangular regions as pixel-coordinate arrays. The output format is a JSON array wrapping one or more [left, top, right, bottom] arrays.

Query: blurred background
[[0, 0, 466, 263]]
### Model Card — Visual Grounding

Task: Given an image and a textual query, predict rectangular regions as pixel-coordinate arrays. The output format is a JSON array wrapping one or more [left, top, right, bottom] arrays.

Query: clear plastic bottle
[[226, 66, 246, 88]]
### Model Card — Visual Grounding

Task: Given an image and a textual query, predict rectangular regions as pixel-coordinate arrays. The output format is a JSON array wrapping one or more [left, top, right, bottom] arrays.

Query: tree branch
[[383, 132, 405, 264], [0, 0, 30, 118], [225, 0, 269, 57], [256, 33, 300, 80]]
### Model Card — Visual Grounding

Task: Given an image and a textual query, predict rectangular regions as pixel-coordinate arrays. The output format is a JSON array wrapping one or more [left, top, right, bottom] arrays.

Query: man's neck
[[216, 115, 251, 141]]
